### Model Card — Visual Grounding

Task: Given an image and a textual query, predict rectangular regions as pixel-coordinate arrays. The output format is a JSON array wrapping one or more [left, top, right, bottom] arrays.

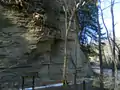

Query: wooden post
[[22, 76, 24, 90], [0, 84, 2, 90], [118, 50, 120, 61], [83, 80, 86, 90], [74, 70, 77, 90], [32, 76, 35, 90]]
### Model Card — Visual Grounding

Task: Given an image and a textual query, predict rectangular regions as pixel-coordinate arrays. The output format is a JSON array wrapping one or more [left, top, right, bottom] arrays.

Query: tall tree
[[62, 0, 76, 86], [78, 1, 98, 46], [77, 0, 106, 58], [99, 0, 117, 89], [111, 0, 116, 77], [97, 1, 104, 89], [110, 0, 118, 90]]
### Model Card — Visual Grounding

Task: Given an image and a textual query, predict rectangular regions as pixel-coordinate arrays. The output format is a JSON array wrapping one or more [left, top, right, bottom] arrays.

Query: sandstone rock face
[[0, 0, 93, 86]]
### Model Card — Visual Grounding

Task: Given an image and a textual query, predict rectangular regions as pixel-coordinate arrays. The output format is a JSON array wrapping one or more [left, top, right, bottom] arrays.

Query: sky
[[99, 0, 120, 38]]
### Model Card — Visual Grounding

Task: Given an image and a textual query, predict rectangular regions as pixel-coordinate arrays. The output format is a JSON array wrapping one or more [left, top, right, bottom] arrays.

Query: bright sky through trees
[[99, 0, 120, 38]]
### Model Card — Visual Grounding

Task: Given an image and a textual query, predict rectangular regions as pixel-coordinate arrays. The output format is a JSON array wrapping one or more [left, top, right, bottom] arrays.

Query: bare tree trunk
[[110, 1, 118, 90], [99, 0, 113, 54], [98, 12, 104, 90], [111, 0, 115, 77], [99, 0, 117, 89], [32, 76, 35, 90], [62, 4, 68, 86], [97, 1, 104, 89], [21, 76, 24, 90], [62, 1, 76, 85]]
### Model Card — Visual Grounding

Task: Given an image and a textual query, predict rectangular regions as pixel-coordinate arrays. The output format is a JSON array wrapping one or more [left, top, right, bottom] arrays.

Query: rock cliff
[[0, 0, 93, 87]]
